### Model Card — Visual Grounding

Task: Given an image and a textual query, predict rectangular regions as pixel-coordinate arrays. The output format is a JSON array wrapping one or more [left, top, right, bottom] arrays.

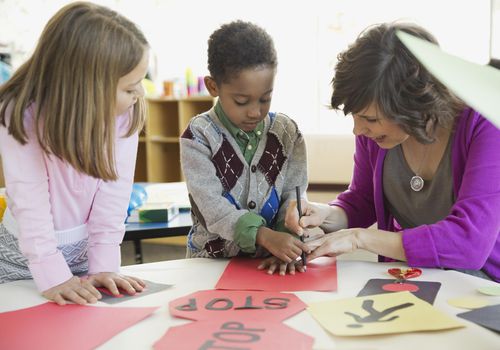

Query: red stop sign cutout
[[169, 289, 307, 322], [154, 319, 314, 350]]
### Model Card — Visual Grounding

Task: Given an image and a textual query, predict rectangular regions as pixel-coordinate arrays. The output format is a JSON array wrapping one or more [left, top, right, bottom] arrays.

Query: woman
[[285, 22, 500, 282]]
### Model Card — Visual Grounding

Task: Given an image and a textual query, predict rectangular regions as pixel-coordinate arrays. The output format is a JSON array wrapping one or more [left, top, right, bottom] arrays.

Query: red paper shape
[[170, 289, 306, 322], [154, 319, 314, 350], [388, 268, 422, 280], [215, 257, 337, 292], [382, 282, 420, 292], [0, 302, 156, 350], [357, 279, 441, 305]]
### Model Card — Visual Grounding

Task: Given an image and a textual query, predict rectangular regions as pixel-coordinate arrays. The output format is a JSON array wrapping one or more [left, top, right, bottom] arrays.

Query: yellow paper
[[447, 296, 489, 309], [308, 291, 463, 336], [396, 31, 500, 129], [477, 285, 500, 296]]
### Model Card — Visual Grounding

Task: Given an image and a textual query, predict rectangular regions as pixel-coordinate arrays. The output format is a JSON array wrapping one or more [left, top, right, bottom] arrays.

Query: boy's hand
[[285, 200, 333, 236], [256, 227, 309, 263], [257, 256, 305, 275]]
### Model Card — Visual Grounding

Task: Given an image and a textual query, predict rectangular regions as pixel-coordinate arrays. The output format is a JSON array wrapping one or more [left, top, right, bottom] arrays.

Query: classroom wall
[[306, 134, 355, 184], [0, 0, 492, 136], [0, 0, 493, 187]]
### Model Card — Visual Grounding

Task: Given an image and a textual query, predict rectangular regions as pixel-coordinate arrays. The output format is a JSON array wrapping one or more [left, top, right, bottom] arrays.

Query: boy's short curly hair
[[207, 20, 277, 84]]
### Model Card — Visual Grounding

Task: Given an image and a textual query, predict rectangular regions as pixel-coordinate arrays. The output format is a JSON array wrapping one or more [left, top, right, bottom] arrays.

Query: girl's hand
[[86, 272, 145, 296], [256, 227, 310, 263], [284, 200, 332, 236], [307, 229, 361, 260], [257, 256, 305, 275], [42, 276, 101, 306]]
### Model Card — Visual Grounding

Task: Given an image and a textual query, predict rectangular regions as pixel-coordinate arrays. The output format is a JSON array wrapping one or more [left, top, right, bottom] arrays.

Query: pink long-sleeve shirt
[[0, 105, 138, 291]]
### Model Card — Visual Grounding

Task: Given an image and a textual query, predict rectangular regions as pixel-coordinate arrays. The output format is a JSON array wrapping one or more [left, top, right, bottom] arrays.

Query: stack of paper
[[143, 182, 191, 212]]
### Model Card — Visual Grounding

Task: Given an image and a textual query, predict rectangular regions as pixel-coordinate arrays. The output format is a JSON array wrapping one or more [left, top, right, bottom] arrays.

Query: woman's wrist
[[319, 204, 347, 233], [353, 228, 366, 250], [317, 203, 333, 220]]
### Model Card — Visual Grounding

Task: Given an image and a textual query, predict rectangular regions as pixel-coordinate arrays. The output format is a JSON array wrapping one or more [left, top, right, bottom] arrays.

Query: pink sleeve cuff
[[28, 251, 73, 292], [87, 244, 121, 275]]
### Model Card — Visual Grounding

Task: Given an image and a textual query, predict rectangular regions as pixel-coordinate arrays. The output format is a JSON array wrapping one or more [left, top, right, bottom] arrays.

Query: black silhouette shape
[[345, 299, 414, 328]]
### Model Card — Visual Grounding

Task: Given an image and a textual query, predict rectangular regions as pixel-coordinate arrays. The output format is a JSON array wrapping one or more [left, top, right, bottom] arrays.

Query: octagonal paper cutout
[[154, 319, 314, 350], [169, 289, 306, 322]]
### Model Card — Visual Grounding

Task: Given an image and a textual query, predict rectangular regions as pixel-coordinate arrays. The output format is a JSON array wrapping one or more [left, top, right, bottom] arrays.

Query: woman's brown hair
[[331, 22, 464, 143], [0, 1, 148, 180]]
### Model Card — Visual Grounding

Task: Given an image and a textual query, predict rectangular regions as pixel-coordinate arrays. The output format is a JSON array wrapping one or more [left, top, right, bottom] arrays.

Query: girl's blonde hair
[[0, 1, 148, 180]]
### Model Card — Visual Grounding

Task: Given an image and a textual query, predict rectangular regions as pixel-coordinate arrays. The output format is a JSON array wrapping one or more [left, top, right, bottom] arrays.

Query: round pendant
[[410, 175, 424, 192]]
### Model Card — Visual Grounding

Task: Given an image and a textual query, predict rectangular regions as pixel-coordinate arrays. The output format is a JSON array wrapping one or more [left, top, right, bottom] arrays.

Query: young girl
[[285, 23, 500, 282], [0, 2, 149, 304], [180, 20, 309, 275]]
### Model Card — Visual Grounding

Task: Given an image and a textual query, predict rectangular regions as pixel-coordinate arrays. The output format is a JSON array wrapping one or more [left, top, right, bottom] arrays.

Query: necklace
[[407, 143, 431, 192], [410, 174, 424, 192]]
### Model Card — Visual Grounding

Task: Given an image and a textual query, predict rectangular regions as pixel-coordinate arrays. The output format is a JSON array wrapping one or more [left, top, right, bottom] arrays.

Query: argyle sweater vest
[[180, 107, 308, 258]]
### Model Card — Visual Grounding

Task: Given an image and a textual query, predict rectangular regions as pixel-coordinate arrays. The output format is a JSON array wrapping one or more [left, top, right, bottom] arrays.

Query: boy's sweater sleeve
[[234, 212, 266, 253]]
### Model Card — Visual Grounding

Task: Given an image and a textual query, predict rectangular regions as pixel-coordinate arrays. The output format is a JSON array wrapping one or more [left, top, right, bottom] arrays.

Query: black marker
[[295, 186, 307, 268]]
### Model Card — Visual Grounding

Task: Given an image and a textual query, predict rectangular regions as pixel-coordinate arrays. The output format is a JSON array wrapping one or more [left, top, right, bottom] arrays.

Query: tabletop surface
[[1, 259, 499, 349]]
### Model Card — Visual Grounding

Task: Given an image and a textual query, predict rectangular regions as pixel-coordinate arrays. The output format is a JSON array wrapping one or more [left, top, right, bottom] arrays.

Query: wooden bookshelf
[[135, 96, 214, 182]]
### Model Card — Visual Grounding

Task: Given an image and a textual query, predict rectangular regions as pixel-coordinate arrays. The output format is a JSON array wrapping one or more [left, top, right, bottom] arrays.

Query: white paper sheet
[[397, 31, 500, 128]]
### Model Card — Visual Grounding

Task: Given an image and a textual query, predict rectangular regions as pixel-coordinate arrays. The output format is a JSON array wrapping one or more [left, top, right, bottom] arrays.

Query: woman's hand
[[307, 229, 361, 260], [306, 228, 407, 262], [285, 200, 333, 236], [42, 276, 102, 306], [256, 227, 310, 263], [86, 272, 145, 296], [257, 256, 306, 275]]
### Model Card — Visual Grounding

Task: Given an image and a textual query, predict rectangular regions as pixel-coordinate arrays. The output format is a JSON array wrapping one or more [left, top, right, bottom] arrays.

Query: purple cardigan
[[332, 108, 500, 282]]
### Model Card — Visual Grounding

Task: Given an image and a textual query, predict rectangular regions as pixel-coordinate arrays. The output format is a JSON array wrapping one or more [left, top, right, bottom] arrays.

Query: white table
[[1, 259, 499, 349]]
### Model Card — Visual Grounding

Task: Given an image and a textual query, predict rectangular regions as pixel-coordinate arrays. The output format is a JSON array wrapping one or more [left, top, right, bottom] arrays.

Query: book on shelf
[[127, 202, 179, 223]]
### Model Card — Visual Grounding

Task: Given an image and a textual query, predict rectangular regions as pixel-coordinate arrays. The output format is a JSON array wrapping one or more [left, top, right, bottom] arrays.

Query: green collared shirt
[[215, 101, 264, 164]]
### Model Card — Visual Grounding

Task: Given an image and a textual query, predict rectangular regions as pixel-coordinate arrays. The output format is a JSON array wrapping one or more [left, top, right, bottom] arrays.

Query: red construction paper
[[382, 283, 420, 292], [170, 289, 306, 322], [215, 257, 337, 292], [154, 319, 314, 350], [0, 302, 157, 350]]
